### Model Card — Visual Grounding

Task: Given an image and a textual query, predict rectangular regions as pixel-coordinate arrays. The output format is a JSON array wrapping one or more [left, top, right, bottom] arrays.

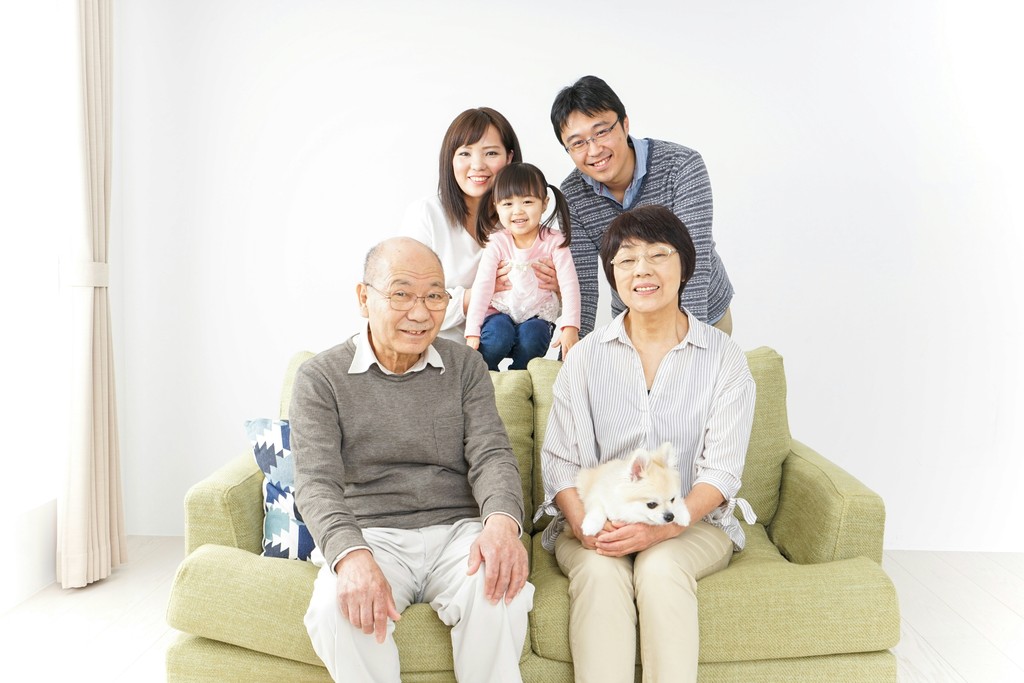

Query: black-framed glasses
[[564, 118, 621, 154], [609, 247, 678, 270], [364, 283, 451, 311]]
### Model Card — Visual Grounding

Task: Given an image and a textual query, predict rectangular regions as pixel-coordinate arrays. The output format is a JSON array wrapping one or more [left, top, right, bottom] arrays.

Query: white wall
[[2, 0, 80, 611], [114, 0, 1024, 551]]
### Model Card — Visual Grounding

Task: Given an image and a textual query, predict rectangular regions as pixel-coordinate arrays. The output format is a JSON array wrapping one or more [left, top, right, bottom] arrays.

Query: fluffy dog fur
[[576, 442, 691, 537]]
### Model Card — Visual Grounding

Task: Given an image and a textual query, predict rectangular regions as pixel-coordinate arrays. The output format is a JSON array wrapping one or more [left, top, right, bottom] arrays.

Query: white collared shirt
[[348, 326, 446, 376]]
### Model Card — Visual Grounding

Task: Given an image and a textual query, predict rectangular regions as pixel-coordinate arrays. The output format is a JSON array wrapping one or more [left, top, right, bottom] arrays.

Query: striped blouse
[[536, 309, 757, 552]]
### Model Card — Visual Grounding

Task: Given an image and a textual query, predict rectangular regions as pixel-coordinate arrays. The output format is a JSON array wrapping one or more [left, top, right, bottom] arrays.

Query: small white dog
[[576, 442, 691, 537]]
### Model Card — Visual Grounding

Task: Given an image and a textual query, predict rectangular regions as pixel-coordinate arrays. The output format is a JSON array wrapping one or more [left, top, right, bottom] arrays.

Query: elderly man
[[550, 74, 735, 338], [292, 237, 533, 683]]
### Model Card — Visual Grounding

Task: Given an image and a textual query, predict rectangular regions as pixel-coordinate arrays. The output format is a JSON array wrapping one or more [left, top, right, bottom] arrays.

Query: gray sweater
[[290, 336, 524, 565], [561, 138, 734, 337]]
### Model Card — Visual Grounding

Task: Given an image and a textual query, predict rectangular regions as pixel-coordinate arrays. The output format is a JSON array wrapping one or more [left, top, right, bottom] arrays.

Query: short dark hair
[[550, 75, 628, 144], [438, 108, 522, 228], [599, 205, 697, 295]]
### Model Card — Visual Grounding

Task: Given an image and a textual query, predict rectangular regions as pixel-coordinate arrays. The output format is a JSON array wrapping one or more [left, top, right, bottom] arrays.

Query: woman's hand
[[567, 518, 617, 551], [532, 257, 561, 297], [493, 259, 513, 293], [593, 521, 685, 557], [556, 487, 605, 550]]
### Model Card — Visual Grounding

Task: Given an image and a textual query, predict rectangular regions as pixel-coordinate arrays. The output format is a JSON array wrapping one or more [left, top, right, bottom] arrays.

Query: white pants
[[305, 519, 535, 683]]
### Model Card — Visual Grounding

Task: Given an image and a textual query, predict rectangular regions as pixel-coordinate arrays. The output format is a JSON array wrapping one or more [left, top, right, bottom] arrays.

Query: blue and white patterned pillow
[[244, 418, 323, 563]]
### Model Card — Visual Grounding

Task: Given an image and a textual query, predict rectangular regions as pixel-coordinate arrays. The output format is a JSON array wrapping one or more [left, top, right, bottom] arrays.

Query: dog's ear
[[629, 451, 651, 481], [656, 442, 678, 470]]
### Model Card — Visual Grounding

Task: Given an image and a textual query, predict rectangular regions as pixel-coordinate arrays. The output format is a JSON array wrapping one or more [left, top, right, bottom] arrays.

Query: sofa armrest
[[768, 440, 885, 565], [184, 453, 265, 555]]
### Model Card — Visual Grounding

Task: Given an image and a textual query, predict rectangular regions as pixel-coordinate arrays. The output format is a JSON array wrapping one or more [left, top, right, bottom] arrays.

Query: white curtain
[[57, 0, 126, 589]]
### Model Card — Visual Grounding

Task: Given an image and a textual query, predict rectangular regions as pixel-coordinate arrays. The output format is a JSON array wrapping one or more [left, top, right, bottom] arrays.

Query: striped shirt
[[560, 138, 734, 337], [536, 309, 756, 552]]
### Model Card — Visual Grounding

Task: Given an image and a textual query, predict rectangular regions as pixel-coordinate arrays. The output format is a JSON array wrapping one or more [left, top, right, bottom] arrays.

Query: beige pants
[[305, 520, 534, 683], [555, 522, 733, 683]]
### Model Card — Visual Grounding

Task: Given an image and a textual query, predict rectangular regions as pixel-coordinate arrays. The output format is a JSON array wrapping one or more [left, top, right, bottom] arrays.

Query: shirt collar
[[581, 135, 649, 208], [599, 306, 710, 351], [349, 326, 445, 376]]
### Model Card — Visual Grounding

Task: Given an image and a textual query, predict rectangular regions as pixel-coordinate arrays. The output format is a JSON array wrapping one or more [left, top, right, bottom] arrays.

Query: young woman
[[399, 108, 559, 342]]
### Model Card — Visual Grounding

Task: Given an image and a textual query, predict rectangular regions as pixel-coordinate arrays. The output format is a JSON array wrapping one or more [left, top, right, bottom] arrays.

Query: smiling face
[[560, 109, 634, 196], [611, 240, 684, 317], [495, 194, 548, 248], [452, 124, 514, 202], [358, 238, 446, 374]]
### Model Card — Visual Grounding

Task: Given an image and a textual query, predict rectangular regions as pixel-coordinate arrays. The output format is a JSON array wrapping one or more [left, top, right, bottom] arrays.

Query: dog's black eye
[[670, 497, 676, 503], [647, 502, 658, 509]]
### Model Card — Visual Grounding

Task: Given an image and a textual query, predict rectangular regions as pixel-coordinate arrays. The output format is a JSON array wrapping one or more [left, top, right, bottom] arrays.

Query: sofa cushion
[[244, 418, 322, 563], [526, 358, 561, 531], [527, 525, 899, 665], [168, 544, 323, 667], [697, 524, 900, 662], [168, 544, 531, 675], [489, 369, 535, 535]]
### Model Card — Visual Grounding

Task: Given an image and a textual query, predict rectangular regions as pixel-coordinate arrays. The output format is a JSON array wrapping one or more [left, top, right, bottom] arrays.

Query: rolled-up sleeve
[[693, 343, 756, 500]]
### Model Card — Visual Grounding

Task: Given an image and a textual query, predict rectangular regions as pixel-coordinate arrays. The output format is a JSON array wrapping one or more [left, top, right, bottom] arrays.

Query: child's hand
[[466, 336, 480, 350], [551, 327, 579, 357]]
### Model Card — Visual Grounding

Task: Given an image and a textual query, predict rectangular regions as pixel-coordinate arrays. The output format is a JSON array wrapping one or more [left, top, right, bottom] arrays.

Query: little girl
[[465, 163, 580, 371]]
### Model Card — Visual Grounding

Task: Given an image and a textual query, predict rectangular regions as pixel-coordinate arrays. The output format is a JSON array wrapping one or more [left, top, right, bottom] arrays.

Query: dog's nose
[[664, 512, 674, 522]]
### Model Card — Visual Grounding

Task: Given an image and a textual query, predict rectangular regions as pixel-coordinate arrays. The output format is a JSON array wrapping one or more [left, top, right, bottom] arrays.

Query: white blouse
[[537, 309, 757, 552], [398, 195, 483, 343]]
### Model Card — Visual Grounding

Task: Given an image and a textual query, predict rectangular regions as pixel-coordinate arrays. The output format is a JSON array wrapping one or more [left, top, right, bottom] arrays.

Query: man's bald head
[[357, 237, 448, 373], [363, 237, 444, 286]]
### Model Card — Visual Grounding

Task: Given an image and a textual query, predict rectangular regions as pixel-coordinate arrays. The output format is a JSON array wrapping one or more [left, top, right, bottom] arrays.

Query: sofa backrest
[[526, 347, 793, 529], [489, 370, 537, 535], [740, 347, 792, 524], [279, 345, 793, 534]]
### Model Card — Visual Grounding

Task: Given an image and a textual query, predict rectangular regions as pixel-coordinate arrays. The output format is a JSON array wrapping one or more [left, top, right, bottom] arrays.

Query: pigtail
[[542, 183, 573, 248], [474, 186, 500, 247]]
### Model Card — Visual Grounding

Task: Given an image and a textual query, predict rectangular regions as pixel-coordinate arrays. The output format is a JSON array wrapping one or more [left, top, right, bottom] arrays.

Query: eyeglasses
[[608, 247, 678, 270], [564, 118, 621, 154], [364, 283, 451, 311]]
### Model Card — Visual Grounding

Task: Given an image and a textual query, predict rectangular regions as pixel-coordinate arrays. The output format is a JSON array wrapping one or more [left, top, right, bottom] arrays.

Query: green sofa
[[166, 347, 900, 682]]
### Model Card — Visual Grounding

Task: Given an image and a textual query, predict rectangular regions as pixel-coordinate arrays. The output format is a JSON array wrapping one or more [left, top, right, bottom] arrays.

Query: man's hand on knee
[[467, 515, 528, 605], [335, 549, 401, 643]]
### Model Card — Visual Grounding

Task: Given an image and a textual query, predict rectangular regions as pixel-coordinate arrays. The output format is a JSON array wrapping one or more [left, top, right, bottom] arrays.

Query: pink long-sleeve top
[[465, 229, 581, 338]]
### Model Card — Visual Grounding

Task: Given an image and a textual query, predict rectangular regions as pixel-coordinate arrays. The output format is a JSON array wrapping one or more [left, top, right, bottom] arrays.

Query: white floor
[[0, 536, 182, 682], [884, 550, 1024, 682], [1, 537, 1022, 682]]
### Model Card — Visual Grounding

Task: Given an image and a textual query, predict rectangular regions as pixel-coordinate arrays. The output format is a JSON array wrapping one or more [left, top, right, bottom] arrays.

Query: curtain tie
[[61, 260, 109, 288]]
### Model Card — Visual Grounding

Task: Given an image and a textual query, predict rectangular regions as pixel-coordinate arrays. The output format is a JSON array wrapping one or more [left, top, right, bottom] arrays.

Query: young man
[[550, 75, 734, 337], [292, 237, 533, 682]]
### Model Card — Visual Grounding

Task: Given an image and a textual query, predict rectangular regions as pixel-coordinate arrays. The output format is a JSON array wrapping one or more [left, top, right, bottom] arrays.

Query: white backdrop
[[112, 0, 1024, 551]]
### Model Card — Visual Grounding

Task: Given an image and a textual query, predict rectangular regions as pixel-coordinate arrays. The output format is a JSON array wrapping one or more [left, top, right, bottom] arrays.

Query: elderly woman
[[537, 205, 757, 683], [400, 107, 558, 342]]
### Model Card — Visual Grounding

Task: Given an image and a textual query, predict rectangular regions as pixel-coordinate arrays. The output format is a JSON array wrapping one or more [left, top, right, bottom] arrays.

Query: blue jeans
[[478, 313, 554, 371]]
